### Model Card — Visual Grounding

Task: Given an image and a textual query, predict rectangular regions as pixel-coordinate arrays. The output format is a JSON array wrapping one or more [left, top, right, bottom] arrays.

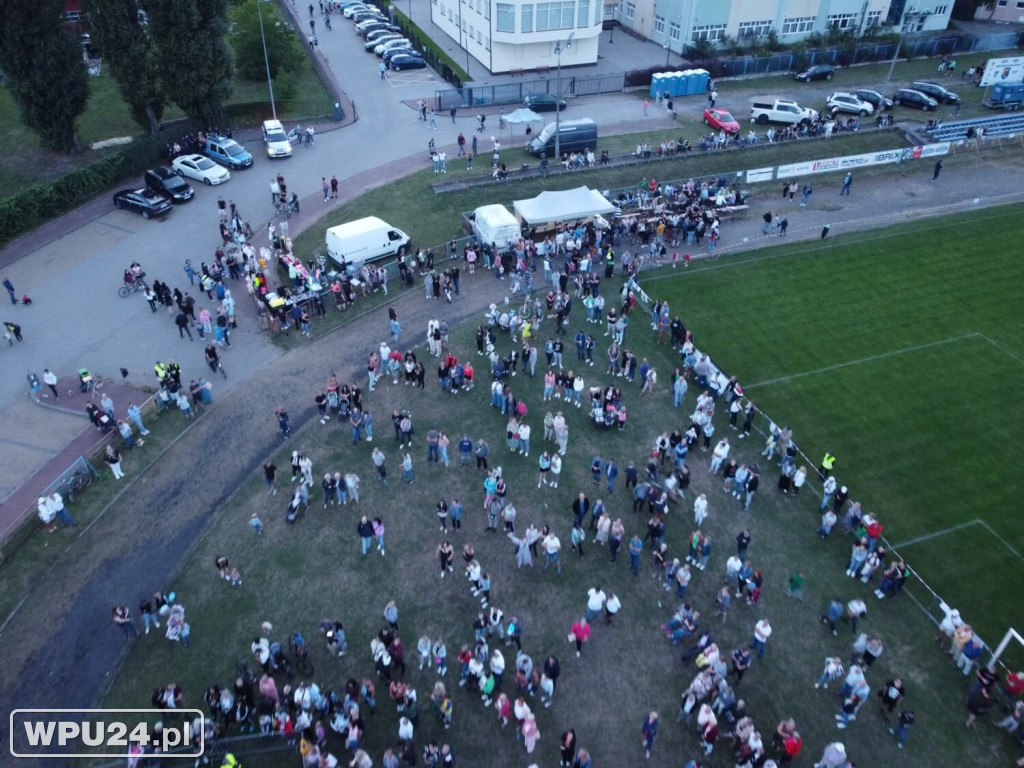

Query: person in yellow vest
[[819, 451, 836, 479], [154, 361, 168, 386], [220, 754, 240, 768], [604, 248, 615, 278]]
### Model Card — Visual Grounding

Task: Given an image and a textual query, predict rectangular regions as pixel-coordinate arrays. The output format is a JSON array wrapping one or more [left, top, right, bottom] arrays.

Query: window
[[485, 35, 490, 49], [461, 16, 467, 30], [827, 13, 856, 29], [1017, 1, 1024, 8], [468, 22, 474, 35], [522, 3, 534, 31], [934, 4, 948, 13], [440, 1, 445, 12], [653, 15, 665, 34], [691, 23, 725, 42], [496, 2, 514, 31], [536, 1, 575, 30], [737, 19, 772, 38], [61, 10, 83, 22], [477, 30, 483, 43], [448, 9, 454, 21], [668, 21, 680, 41], [864, 10, 881, 27], [577, 0, 589, 28], [996, 0, 1007, 6], [623, 1, 635, 20], [781, 16, 814, 34]]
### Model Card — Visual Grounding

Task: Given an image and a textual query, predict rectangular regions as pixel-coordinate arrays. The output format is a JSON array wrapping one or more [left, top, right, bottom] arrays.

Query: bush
[[0, 133, 166, 246]]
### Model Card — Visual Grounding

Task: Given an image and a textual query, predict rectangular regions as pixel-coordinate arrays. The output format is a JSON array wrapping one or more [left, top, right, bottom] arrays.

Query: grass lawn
[[96, 208, 1022, 768], [645, 204, 1024, 651], [273, 129, 909, 351]]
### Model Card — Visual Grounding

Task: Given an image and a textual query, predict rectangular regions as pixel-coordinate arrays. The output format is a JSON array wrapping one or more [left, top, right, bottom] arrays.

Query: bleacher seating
[[926, 113, 1024, 142]]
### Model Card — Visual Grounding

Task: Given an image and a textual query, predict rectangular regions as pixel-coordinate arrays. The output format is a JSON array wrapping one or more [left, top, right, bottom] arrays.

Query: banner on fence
[[776, 142, 951, 179], [746, 167, 774, 183], [981, 56, 1024, 87]]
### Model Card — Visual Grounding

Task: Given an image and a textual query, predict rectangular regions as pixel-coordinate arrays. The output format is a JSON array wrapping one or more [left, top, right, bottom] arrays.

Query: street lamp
[[886, 8, 926, 84], [609, 6, 616, 44], [256, 0, 277, 119], [664, 43, 670, 67], [553, 32, 574, 159]]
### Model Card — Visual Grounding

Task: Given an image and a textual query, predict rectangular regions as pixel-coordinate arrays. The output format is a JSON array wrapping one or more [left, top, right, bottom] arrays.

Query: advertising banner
[[776, 143, 950, 179], [746, 167, 775, 183], [980, 56, 1024, 87]]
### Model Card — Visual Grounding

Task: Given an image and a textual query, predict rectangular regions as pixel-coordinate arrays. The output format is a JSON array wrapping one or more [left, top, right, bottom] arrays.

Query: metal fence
[[712, 30, 1023, 78], [435, 73, 627, 110]]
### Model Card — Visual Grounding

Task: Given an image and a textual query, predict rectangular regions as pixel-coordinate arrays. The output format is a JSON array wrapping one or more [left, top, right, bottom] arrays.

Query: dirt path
[[1, 143, 1022, 764]]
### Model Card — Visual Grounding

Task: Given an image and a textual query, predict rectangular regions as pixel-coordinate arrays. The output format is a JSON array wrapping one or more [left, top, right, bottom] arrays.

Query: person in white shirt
[[585, 587, 606, 622], [693, 494, 709, 526], [604, 592, 621, 624], [710, 438, 729, 474], [750, 618, 772, 659]]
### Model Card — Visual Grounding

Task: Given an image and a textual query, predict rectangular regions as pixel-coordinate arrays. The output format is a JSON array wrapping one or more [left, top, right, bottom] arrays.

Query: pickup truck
[[749, 99, 818, 125]]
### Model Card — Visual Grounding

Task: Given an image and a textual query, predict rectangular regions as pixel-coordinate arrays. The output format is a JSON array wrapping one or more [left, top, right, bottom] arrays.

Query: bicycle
[[118, 279, 146, 299], [274, 201, 293, 220], [59, 470, 93, 504]]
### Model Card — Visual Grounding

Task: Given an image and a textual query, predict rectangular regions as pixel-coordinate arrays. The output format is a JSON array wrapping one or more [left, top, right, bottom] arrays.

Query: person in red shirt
[[569, 617, 591, 658], [1003, 670, 1024, 705]]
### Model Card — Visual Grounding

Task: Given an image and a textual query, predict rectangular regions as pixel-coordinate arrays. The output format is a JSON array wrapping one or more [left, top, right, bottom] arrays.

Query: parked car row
[[343, 0, 427, 71], [790, 62, 962, 113]]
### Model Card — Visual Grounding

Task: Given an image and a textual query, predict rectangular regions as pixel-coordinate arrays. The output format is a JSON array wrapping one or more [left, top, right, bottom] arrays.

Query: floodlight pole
[[553, 32, 574, 160], [886, 9, 925, 85], [257, 0, 277, 120]]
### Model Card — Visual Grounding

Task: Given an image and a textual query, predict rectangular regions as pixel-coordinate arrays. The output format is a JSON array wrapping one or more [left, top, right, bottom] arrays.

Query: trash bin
[[333, 102, 342, 122]]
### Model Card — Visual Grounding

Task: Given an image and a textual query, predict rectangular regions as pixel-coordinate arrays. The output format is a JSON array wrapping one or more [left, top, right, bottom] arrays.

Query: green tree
[[147, 0, 234, 127], [0, 0, 89, 152], [687, 38, 716, 63], [229, 0, 303, 81], [82, 0, 166, 135]]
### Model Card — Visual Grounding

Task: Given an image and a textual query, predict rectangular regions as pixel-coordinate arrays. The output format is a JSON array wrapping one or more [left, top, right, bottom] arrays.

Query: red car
[[703, 108, 740, 134]]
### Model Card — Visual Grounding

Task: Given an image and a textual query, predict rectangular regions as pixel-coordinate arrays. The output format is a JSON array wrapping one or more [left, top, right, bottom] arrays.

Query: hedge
[[0, 133, 167, 247], [390, 5, 471, 85]]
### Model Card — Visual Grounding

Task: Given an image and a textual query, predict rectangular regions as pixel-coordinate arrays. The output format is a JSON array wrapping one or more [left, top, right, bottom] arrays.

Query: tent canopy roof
[[512, 186, 616, 226]]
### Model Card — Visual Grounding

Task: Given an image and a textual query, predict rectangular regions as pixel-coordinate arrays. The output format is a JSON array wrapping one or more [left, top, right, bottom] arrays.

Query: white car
[[826, 92, 875, 116], [376, 38, 410, 56], [171, 154, 231, 185], [342, 4, 371, 18], [365, 32, 402, 51], [262, 119, 293, 158]]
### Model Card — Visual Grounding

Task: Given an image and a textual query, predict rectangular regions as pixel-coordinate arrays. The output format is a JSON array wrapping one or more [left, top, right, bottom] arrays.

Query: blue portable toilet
[[650, 72, 667, 99], [690, 68, 710, 95], [674, 70, 691, 98]]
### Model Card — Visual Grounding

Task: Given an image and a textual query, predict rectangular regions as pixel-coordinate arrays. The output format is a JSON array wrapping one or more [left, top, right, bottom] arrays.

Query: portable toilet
[[690, 68, 710, 95], [673, 70, 690, 98], [650, 72, 667, 99]]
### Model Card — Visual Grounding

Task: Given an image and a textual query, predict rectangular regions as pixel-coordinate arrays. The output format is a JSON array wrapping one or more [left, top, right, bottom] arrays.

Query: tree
[[82, 0, 166, 135], [229, 0, 303, 81], [0, 0, 89, 152], [147, 0, 234, 127], [687, 38, 716, 64]]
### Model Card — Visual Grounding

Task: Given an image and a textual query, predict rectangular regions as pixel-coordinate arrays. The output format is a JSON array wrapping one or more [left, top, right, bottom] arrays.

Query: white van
[[472, 204, 521, 250], [261, 119, 292, 158], [326, 216, 411, 271]]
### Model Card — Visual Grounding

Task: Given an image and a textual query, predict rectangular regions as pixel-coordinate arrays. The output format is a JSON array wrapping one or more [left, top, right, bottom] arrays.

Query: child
[[229, 568, 242, 586], [249, 513, 263, 535]]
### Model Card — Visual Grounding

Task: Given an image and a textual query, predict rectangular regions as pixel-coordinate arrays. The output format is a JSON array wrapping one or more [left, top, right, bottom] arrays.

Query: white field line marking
[[890, 520, 983, 549], [975, 519, 1024, 564], [977, 333, 1024, 368], [745, 333, 982, 389]]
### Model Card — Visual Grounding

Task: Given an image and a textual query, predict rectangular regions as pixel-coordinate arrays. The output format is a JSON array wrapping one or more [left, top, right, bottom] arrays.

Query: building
[[430, 0, 603, 74], [617, 0, 952, 55], [974, 0, 1024, 24]]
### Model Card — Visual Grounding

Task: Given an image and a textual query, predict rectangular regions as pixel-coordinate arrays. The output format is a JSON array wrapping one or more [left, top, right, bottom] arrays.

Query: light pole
[[256, 0, 277, 119], [886, 9, 925, 84], [664, 43, 671, 67], [553, 32, 574, 160], [609, 6, 616, 44]]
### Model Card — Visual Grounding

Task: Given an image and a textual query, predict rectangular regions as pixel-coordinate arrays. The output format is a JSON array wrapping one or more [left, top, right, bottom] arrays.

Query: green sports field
[[649, 204, 1024, 649]]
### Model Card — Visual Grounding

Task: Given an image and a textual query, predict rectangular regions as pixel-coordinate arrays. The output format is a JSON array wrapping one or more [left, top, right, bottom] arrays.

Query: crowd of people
[[107, 217, 1022, 768]]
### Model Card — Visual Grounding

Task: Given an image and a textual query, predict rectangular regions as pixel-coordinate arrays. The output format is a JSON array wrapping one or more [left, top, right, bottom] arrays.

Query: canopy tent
[[504, 108, 543, 125], [512, 186, 616, 227]]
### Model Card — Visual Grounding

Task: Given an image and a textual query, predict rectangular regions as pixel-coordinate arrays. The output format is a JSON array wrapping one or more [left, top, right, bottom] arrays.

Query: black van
[[528, 118, 598, 157]]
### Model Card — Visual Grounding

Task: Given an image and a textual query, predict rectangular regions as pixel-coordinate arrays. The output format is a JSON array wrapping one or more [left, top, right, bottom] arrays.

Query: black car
[[351, 11, 385, 23], [144, 166, 194, 203], [388, 53, 426, 72], [853, 89, 893, 111], [113, 189, 173, 219], [383, 46, 416, 64], [910, 81, 961, 105], [892, 88, 939, 111], [795, 64, 834, 82], [523, 92, 567, 112]]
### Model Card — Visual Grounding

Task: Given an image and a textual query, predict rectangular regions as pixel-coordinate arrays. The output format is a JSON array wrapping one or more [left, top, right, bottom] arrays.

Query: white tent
[[512, 186, 616, 227]]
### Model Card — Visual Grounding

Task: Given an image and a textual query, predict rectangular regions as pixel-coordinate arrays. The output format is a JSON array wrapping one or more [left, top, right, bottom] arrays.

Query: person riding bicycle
[[205, 345, 221, 373]]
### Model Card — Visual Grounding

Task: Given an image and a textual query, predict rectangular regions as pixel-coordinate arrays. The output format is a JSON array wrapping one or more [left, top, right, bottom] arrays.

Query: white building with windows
[[618, 0, 953, 56], [431, 0, 603, 74]]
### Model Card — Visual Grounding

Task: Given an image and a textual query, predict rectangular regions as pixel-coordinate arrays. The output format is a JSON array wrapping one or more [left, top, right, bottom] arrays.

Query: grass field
[[93, 207, 1024, 768], [646, 205, 1024, 648]]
